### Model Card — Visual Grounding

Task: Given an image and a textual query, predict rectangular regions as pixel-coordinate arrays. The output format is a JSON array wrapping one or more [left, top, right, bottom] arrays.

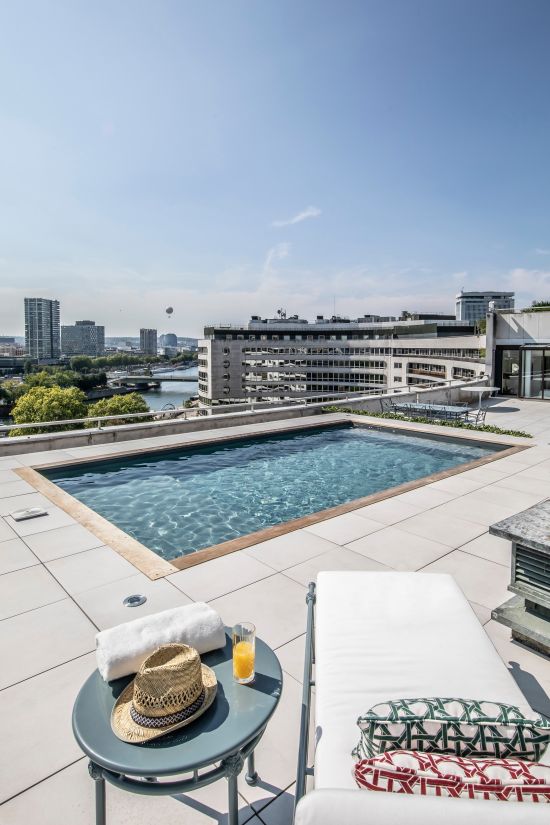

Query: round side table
[[72, 631, 283, 825]]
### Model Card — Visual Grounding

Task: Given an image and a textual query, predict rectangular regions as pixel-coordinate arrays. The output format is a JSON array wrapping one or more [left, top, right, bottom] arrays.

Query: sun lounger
[[294, 572, 550, 824]]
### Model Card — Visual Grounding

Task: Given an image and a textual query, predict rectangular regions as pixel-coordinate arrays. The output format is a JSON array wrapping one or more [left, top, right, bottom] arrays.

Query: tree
[[9, 386, 87, 436], [70, 355, 94, 373], [87, 392, 150, 425], [23, 369, 77, 390]]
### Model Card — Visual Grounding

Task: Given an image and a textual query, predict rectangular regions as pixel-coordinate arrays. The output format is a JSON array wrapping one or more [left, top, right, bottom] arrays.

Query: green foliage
[[87, 392, 151, 425], [523, 300, 550, 313], [10, 387, 88, 436], [0, 380, 26, 403], [70, 355, 94, 372], [23, 369, 76, 389], [322, 406, 532, 439], [476, 319, 487, 334]]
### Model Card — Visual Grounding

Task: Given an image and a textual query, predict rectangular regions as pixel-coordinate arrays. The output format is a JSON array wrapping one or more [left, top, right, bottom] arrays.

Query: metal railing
[[0, 377, 486, 441]]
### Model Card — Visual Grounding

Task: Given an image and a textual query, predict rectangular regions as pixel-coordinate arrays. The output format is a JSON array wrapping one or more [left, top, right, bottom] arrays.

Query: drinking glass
[[232, 622, 255, 684]]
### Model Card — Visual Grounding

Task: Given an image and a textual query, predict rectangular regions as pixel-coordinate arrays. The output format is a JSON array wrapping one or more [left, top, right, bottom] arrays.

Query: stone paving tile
[[0, 457, 24, 468], [469, 601, 492, 625], [303, 512, 385, 545], [394, 486, 455, 509], [257, 787, 296, 825], [0, 491, 50, 517], [14, 450, 75, 466], [0, 536, 39, 575], [0, 515, 17, 542], [0, 516, 17, 542], [0, 469, 24, 484], [283, 546, 389, 587], [169, 550, 275, 602], [353, 498, 423, 525], [397, 510, 486, 548], [0, 756, 262, 825], [427, 474, 485, 495], [210, 575, 306, 651], [431, 496, 515, 528], [0, 653, 95, 804], [0, 479, 36, 498], [239, 675, 308, 814], [243, 531, 339, 573], [346, 526, 451, 571], [421, 549, 511, 610], [75, 573, 192, 630], [275, 634, 306, 685], [22, 522, 105, 562], [4, 503, 75, 536], [46, 545, 138, 595], [492, 474, 550, 497], [0, 564, 66, 621], [0, 599, 96, 689], [459, 533, 512, 567], [484, 620, 550, 718]]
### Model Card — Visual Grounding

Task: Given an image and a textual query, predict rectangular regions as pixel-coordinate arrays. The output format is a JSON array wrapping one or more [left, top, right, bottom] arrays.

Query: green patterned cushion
[[353, 698, 550, 762]]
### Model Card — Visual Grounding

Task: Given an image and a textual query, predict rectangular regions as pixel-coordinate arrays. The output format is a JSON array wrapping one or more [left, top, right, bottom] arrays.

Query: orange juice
[[233, 640, 255, 682]]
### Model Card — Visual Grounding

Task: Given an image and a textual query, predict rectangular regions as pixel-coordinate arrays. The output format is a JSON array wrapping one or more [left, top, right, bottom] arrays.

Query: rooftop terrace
[[1, 397, 550, 824]]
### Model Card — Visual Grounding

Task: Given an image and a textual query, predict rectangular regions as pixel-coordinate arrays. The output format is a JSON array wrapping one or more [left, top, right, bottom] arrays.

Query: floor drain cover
[[123, 594, 147, 607]]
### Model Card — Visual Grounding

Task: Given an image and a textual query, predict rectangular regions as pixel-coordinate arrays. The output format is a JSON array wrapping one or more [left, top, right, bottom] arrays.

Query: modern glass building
[[455, 291, 514, 322], [61, 320, 105, 356], [24, 297, 61, 360]]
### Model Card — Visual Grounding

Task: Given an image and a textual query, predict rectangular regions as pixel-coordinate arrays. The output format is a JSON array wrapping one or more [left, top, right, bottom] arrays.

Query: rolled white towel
[[96, 602, 226, 682]]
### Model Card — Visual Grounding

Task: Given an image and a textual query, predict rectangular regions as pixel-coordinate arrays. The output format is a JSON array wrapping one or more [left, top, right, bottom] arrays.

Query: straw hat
[[111, 644, 217, 743]]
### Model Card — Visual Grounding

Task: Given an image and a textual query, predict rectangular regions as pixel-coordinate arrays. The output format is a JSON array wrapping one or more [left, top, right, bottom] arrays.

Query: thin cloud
[[271, 206, 321, 228], [263, 242, 291, 273], [534, 248, 550, 255]]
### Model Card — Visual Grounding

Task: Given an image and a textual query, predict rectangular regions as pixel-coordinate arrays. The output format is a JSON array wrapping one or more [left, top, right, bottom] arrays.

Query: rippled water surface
[[44, 425, 499, 560]]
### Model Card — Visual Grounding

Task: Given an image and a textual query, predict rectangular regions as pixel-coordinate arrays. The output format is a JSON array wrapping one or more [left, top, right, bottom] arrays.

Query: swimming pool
[[42, 423, 503, 562]]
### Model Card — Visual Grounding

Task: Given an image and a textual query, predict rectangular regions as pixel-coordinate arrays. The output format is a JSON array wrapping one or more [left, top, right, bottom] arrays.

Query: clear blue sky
[[0, 0, 549, 337]]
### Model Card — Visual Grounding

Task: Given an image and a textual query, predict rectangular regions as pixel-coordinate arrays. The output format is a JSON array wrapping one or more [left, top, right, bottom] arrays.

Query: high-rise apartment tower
[[24, 297, 61, 360], [140, 328, 157, 355]]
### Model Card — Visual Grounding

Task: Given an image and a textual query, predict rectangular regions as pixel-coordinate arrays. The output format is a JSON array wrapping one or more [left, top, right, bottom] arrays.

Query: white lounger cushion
[[295, 788, 550, 825], [313, 571, 546, 792]]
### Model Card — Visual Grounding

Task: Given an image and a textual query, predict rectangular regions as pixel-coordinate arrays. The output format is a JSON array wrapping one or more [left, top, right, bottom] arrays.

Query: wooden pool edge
[[15, 417, 531, 579]]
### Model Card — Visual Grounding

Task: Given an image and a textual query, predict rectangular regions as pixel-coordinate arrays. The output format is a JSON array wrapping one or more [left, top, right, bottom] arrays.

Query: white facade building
[[199, 316, 485, 406]]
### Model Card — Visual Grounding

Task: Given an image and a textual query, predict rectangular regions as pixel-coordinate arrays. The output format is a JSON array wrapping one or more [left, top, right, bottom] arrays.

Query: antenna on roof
[[276, 308, 287, 319]]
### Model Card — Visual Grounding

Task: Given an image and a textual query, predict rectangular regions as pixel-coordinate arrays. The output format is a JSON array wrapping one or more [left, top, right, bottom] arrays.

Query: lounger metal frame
[[294, 581, 317, 815]]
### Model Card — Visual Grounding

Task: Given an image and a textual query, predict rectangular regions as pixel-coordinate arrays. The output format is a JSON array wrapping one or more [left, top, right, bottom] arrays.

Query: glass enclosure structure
[[497, 345, 550, 400], [521, 347, 550, 399]]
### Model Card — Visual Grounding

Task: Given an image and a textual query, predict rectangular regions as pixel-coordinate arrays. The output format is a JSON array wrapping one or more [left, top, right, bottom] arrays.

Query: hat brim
[[111, 663, 217, 744]]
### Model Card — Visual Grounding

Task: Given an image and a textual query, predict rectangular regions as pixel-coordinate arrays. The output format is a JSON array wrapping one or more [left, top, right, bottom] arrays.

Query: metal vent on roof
[[515, 547, 550, 597]]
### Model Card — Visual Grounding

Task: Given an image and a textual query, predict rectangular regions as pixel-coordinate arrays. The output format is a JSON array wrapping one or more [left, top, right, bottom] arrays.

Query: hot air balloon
[[165, 306, 174, 316]]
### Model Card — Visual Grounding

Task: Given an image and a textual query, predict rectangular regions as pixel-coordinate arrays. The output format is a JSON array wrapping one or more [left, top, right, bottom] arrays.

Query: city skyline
[[1, 1, 549, 337]]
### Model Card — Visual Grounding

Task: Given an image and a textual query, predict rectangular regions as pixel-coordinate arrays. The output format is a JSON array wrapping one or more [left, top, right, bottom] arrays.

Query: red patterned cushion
[[354, 750, 550, 802]]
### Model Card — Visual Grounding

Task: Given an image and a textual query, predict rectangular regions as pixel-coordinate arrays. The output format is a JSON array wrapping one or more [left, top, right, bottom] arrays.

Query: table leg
[[89, 762, 106, 825], [245, 751, 258, 785], [227, 773, 239, 825], [223, 753, 244, 825]]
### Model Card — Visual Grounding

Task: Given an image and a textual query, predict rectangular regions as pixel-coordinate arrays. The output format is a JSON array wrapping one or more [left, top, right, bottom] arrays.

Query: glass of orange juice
[[232, 622, 255, 684]]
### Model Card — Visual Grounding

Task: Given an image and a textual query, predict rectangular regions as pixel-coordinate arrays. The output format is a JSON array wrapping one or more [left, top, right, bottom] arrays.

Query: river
[[138, 366, 199, 411]]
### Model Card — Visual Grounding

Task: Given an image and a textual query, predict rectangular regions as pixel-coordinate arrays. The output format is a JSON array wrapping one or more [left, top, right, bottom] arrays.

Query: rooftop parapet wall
[[0, 378, 489, 456]]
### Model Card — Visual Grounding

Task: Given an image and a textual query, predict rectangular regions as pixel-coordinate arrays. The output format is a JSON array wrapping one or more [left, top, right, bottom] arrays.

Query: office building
[[61, 320, 105, 356], [159, 333, 178, 348], [140, 328, 157, 356], [24, 297, 61, 360], [199, 314, 484, 406], [455, 291, 514, 322]]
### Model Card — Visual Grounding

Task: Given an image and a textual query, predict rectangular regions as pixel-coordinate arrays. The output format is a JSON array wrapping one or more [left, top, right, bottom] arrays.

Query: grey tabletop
[[489, 499, 550, 555], [72, 630, 283, 777]]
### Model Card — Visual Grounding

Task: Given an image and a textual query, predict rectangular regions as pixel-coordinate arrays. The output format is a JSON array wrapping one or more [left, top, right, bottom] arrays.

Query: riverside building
[[24, 297, 61, 361], [61, 320, 105, 356], [198, 314, 485, 406]]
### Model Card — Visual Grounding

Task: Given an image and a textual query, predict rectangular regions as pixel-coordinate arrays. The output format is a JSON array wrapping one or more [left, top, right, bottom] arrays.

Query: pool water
[[43, 424, 501, 560]]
